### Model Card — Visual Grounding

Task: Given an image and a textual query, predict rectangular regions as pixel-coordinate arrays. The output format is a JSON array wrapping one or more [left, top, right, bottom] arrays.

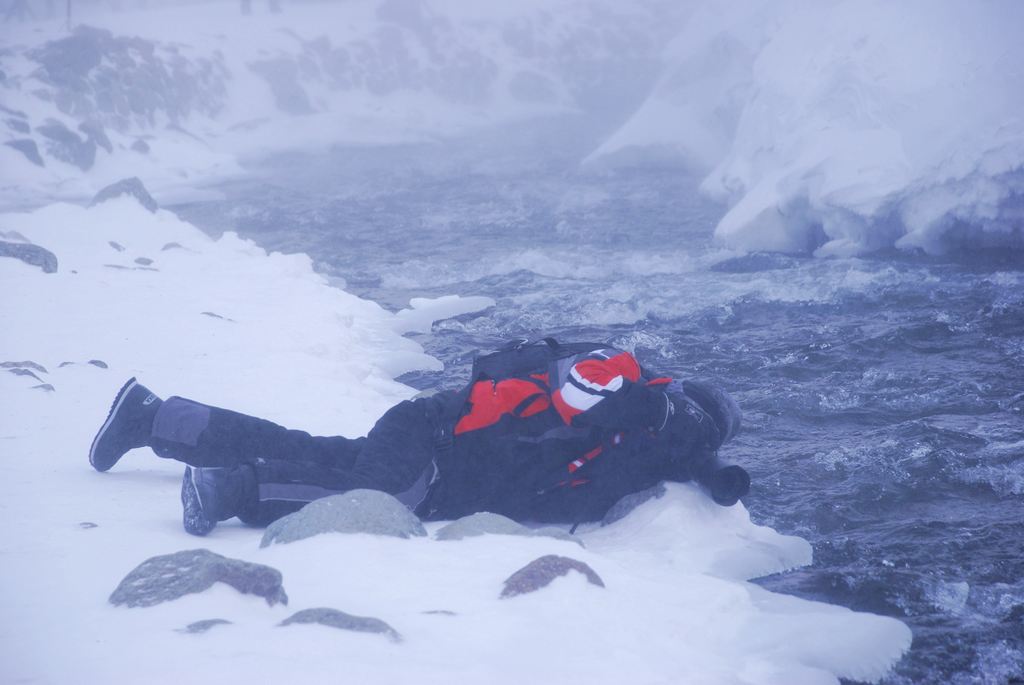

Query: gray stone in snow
[[134, 257, 153, 266], [180, 618, 232, 634], [5, 117, 30, 134], [1, 360, 48, 374], [0, 240, 58, 273], [36, 119, 96, 171], [279, 608, 401, 643], [7, 368, 43, 382], [90, 177, 158, 213], [435, 512, 583, 547], [5, 139, 44, 167], [0, 104, 27, 118], [602, 483, 668, 526], [500, 555, 605, 599], [109, 548, 288, 608], [162, 242, 183, 251], [108, 241, 125, 252], [260, 490, 426, 548], [87, 359, 108, 369], [32, 384, 56, 393], [131, 139, 150, 154]]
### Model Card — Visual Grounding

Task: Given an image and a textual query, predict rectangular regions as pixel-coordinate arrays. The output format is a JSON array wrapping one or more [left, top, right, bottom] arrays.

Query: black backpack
[[469, 337, 610, 384]]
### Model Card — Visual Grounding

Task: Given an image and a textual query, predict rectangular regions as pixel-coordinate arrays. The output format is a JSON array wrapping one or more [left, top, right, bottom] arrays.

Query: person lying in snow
[[88, 338, 750, 536]]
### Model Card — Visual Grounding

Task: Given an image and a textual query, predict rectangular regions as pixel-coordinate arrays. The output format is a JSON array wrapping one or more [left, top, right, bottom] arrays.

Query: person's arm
[[550, 349, 672, 432]]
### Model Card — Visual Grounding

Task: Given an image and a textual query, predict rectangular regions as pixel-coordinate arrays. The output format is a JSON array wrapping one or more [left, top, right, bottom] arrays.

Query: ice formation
[[594, 0, 1024, 256]]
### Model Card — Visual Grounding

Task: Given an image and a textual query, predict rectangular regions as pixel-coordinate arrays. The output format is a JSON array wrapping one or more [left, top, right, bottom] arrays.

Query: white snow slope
[[595, 0, 1024, 256], [0, 198, 911, 683]]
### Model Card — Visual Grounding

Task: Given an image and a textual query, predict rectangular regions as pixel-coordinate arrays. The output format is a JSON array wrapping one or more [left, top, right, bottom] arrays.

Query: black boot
[[89, 377, 162, 472], [181, 465, 257, 536]]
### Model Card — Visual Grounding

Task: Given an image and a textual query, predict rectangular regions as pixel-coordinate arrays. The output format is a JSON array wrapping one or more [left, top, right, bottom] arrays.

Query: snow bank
[[592, 0, 1024, 256], [0, 198, 910, 683]]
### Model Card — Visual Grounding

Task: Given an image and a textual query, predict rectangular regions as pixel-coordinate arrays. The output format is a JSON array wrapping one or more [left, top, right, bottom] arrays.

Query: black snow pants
[[149, 394, 450, 524]]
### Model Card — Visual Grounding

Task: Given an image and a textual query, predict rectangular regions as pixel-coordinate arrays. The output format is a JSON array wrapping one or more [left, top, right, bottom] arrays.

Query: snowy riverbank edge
[[0, 198, 910, 683]]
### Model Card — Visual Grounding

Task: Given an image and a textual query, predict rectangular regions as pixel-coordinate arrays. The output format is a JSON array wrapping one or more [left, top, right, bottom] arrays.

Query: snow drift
[[0, 196, 911, 683], [594, 0, 1024, 256]]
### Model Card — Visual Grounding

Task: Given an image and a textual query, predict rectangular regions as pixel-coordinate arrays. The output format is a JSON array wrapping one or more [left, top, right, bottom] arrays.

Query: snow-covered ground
[[0, 196, 912, 683]]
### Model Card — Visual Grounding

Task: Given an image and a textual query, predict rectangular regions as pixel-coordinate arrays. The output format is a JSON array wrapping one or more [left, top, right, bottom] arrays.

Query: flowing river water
[[175, 126, 1024, 684]]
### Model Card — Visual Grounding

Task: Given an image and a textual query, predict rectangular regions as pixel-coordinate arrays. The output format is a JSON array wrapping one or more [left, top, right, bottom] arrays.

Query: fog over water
[[3, 1, 1023, 683]]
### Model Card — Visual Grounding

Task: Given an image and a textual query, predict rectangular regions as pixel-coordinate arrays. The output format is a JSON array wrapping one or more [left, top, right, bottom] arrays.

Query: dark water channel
[[175, 132, 1024, 684]]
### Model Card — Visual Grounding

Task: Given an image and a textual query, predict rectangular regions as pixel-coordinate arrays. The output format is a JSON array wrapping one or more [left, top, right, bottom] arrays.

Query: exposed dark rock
[[500, 555, 605, 599], [249, 58, 314, 115], [87, 359, 108, 368], [131, 138, 150, 154], [109, 548, 288, 608], [59, 361, 75, 367], [278, 608, 401, 642], [32, 384, 56, 392], [6, 117, 30, 134], [602, 483, 668, 526], [7, 368, 42, 382], [0, 240, 58, 273], [435, 512, 582, 546], [260, 490, 426, 547], [180, 619, 232, 634], [104, 264, 131, 270], [79, 521, 98, 529], [4, 139, 44, 167], [108, 241, 125, 252], [1, 360, 48, 374], [27, 27, 229, 133], [162, 242, 183, 251], [0, 104, 28, 119], [78, 120, 112, 153], [422, 609, 457, 616], [134, 257, 153, 266], [90, 177, 158, 213], [36, 119, 96, 170]]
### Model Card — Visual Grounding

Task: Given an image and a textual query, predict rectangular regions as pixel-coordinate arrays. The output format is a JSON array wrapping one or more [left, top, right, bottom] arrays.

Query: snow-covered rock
[[109, 548, 288, 608], [593, 0, 1024, 256], [279, 607, 402, 643], [260, 490, 428, 547], [500, 554, 605, 599]]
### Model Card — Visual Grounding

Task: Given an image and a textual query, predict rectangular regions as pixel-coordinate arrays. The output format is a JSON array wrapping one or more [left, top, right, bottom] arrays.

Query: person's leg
[[148, 396, 364, 469], [243, 396, 444, 525], [89, 378, 363, 472]]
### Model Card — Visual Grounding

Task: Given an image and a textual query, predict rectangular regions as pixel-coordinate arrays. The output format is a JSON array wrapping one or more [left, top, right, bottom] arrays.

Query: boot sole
[[88, 377, 139, 472], [181, 467, 216, 536]]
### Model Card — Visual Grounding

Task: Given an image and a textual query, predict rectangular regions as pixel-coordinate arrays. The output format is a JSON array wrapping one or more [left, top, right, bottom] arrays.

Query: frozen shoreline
[[0, 195, 912, 683]]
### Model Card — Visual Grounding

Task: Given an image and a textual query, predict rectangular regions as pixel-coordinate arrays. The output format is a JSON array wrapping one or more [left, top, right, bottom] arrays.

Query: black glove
[[575, 380, 671, 432], [663, 394, 721, 453]]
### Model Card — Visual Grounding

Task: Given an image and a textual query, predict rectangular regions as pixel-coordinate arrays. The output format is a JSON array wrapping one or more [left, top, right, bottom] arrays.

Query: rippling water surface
[[176, 134, 1024, 684]]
